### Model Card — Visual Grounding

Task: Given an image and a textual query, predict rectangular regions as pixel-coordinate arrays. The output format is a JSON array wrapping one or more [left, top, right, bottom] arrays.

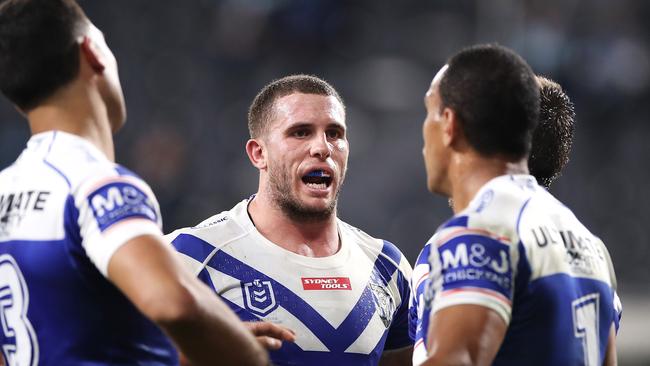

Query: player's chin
[[297, 193, 334, 211]]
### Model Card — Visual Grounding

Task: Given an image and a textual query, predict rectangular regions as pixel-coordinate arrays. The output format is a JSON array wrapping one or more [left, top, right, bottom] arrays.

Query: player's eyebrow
[[286, 121, 346, 130]]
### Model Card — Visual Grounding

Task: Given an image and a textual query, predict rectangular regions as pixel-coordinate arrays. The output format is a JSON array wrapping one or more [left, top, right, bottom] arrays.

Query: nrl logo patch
[[241, 279, 278, 317]]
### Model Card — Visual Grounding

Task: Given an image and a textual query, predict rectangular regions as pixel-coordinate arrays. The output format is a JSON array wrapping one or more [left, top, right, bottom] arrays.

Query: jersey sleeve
[[383, 254, 414, 350], [613, 291, 622, 333], [426, 228, 517, 324], [409, 244, 432, 366], [73, 171, 163, 277]]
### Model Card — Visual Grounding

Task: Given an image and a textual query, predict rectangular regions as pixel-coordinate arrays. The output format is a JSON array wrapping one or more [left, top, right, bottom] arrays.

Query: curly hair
[[529, 77, 576, 188]]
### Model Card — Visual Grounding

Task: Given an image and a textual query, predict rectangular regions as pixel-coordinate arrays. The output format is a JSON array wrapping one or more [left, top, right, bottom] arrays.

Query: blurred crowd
[[1, 0, 647, 307]]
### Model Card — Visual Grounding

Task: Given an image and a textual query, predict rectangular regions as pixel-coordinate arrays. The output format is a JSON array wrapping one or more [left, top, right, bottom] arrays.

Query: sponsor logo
[[440, 242, 509, 274], [0, 191, 50, 237], [530, 226, 605, 275], [438, 235, 513, 294], [242, 279, 278, 317], [302, 277, 351, 290], [87, 182, 157, 231], [194, 215, 228, 229]]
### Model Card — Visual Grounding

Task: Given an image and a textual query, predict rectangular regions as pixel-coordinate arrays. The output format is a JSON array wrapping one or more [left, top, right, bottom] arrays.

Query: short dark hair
[[439, 44, 540, 159], [248, 74, 344, 138], [0, 0, 88, 111], [529, 77, 575, 188]]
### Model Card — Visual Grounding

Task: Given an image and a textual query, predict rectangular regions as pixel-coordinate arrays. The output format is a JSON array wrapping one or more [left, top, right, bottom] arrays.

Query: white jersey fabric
[[0, 131, 177, 365], [166, 197, 413, 366], [411, 174, 620, 366]]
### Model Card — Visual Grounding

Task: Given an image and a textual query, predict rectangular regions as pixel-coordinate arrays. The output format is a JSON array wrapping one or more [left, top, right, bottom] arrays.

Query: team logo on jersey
[[302, 277, 351, 290], [241, 279, 278, 317], [369, 271, 395, 328], [475, 189, 494, 212], [87, 181, 158, 232]]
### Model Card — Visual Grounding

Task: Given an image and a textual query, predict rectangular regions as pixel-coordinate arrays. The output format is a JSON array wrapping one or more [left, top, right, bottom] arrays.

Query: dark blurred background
[[1, 0, 648, 363]]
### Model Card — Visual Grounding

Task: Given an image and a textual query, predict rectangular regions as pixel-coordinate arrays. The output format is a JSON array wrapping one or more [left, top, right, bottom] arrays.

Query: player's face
[[422, 65, 451, 195], [87, 23, 127, 133], [263, 93, 348, 221]]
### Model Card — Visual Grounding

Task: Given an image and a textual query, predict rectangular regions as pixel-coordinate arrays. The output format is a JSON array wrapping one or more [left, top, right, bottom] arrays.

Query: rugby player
[[167, 75, 413, 365], [409, 75, 583, 364], [0, 0, 272, 364], [417, 44, 619, 366]]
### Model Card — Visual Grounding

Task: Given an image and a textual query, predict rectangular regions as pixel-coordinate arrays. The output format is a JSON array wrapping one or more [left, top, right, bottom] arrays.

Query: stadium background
[[0, 0, 647, 364]]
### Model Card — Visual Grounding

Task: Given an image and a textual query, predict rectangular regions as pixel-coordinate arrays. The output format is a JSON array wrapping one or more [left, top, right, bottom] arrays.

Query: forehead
[[270, 92, 346, 129], [426, 64, 448, 98]]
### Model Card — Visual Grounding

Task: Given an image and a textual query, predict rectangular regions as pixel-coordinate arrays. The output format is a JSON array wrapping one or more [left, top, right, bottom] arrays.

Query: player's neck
[[449, 153, 528, 214], [248, 193, 340, 258], [26, 84, 115, 162]]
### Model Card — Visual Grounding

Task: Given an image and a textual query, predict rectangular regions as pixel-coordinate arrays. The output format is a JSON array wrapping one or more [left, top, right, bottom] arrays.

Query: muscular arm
[[604, 323, 617, 366], [379, 345, 413, 366], [108, 234, 268, 366], [422, 305, 506, 366]]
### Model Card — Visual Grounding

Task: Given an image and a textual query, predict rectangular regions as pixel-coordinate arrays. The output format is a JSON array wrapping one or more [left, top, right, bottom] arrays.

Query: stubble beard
[[267, 164, 342, 223]]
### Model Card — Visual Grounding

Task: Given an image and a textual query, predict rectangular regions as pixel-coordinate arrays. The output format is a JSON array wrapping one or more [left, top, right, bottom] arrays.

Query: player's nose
[[310, 133, 332, 160]]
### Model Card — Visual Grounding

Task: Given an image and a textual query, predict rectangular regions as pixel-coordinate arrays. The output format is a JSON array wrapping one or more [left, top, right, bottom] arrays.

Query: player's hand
[[245, 321, 296, 350]]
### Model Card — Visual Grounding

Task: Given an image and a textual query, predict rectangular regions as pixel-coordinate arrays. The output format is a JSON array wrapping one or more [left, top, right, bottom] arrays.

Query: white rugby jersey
[[411, 175, 621, 366], [166, 197, 413, 366], [0, 131, 177, 365]]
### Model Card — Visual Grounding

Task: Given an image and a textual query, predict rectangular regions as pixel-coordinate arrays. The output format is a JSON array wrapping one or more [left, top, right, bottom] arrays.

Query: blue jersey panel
[[0, 240, 177, 365], [495, 275, 615, 366], [172, 231, 408, 365]]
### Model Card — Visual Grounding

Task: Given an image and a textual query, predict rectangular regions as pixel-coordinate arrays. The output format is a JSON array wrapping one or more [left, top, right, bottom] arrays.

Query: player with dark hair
[[416, 44, 619, 366], [409, 74, 581, 364], [0, 0, 276, 364], [167, 74, 414, 365], [529, 77, 576, 188]]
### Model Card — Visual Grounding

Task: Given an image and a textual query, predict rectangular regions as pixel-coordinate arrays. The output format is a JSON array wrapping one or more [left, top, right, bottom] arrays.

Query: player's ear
[[246, 138, 267, 170], [441, 107, 458, 147], [80, 36, 106, 73]]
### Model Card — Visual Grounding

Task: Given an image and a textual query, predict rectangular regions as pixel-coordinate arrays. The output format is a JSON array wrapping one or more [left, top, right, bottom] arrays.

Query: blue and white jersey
[[0, 131, 177, 365], [166, 198, 413, 366], [408, 242, 432, 365], [417, 175, 620, 366]]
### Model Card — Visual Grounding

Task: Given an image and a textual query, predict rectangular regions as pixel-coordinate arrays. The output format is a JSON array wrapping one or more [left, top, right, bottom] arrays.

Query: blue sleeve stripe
[[373, 242, 400, 288], [381, 240, 402, 264], [384, 269, 414, 349], [171, 233, 217, 266]]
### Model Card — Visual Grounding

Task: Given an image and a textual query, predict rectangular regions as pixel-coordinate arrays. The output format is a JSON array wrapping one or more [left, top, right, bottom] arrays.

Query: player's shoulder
[[338, 219, 412, 275], [164, 199, 249, 250], [41, 131, 148, 191], [447, 174, 540, 245]]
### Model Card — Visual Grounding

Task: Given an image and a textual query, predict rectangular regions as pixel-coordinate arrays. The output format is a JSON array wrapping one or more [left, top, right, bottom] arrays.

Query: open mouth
[[302, 170, 332, 189]]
